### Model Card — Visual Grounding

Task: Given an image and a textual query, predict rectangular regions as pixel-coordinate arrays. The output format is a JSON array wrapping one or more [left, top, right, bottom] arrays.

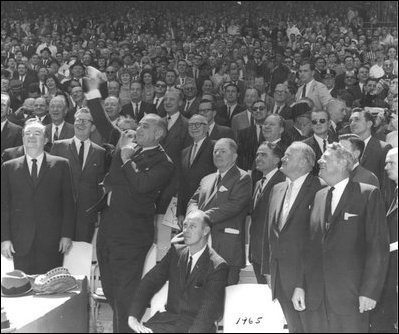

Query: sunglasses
[[106, 71, 115, 74], [311, 119, 327, 125], [251, 106, 266, 111], [155, 84, 166, 88]]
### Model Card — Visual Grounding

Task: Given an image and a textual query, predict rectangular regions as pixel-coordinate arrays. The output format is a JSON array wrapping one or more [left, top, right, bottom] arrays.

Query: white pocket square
[[344, 212, 358, 220], [218, 185, 228, 192]]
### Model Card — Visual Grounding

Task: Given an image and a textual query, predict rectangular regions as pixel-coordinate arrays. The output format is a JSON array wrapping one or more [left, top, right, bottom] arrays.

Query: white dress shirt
[[26, 152, 44, 175], [188, 244, 207, 273], [363, 135, 372, 149], [284, 173, 310, 215], [73, 136, 91, 168], [167, 112, 180, 130], [1, 120, 7, 132], [52, 122, 65, 142], [313, 134, 328, 152], [330, 177, 350, 214]]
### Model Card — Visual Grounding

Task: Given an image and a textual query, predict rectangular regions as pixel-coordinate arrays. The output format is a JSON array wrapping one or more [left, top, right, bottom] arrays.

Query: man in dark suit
[[120, 81, 157, 122], [128, 210, 228, 333], [188, 138, 252, 285], [44, 96, 75, 151], [33, 96, 52, 125], [249, 142, 285, 284], [62, 62, 90, 93], [293, 143, 389, 333], [153, 79, 167, 117], [13, 63, 37, 95], [177, 115, 216, 225], [1, 119, 75, 275], [229, 68, 246, 104], [263, 142, 324, 333], [326, 98, 350, 142], [50, 108, 106, 242], [237, 100, 266, 171], [231, 88, 259, 138], [1, 93, 22, 153], [339, 134, 380, 188], [181, 78, 201, 119], [198, 99, 234, 141], [286, 101, 312, 143], [270, 83, 293, 120], [215, 83, 245, 127], [303, 110, 334, 175], [85, 79, 175, 331], [369, 148, 397, 333]]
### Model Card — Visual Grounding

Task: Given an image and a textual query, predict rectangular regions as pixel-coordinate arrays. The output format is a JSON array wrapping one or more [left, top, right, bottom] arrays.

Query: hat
[[32, 267, 77, 295], [1, 270, 32, 297], [40, 47, 51, 54], [291, 102, 311, 119], [323, 68, 336, 79]]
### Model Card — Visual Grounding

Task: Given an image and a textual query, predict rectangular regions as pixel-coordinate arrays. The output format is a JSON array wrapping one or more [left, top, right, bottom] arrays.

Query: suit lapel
[[82, 143, 94, 173], [36, 153, 51, 188], [203, 174, 219, 208], [186, 247, 209, 286], [21, 157, 35, 189], [192, 138, 207, 166], [360, 137, 374, 165], [69, 140, 80, 165], [179, 248, 190, 285], [271, 182, 288, 238]]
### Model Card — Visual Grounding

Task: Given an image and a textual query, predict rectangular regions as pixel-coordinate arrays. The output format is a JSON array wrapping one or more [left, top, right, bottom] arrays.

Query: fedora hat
[[1, 270, 32, 297]]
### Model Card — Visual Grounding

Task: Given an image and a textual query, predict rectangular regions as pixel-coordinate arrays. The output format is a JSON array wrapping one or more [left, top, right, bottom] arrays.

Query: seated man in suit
[[198, 99, 234, 141], [293, 143, 389, 333], [338, 134, 380, 188], [50, 108, 106, 242], [303, 109, 334, 175], [1, 93, 22, 153], [177, 115, 216, 227], [250, 142, 286, 284], [188, 138, 252, 285], [128, 210, 228, 333], [215, 83, 244, 127]]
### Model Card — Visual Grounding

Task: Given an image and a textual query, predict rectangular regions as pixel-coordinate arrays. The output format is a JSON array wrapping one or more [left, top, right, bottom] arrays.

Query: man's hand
[[292, 287, 306, 311], [264, 274, 272, 289], [59, 237, 72, 254], [121, 146, 136, 164], [171, 232, 184, 244], [1, 241, 15, 259], [128, 316, 153, 333], [359, 296, 377, 313]]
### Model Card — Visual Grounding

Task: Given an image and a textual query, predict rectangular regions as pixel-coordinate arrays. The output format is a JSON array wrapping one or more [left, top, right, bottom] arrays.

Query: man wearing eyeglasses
[[177, 115, 216, 227], [153, 80, 167, 117], [303, 110, 334, 175], [271, 83, 293, 120], [181, 78, 200, 119], [50, 108, 106, 242]]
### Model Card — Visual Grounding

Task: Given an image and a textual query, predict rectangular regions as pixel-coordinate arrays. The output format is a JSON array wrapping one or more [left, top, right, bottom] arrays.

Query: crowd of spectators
[[1, 1, 398, 333]]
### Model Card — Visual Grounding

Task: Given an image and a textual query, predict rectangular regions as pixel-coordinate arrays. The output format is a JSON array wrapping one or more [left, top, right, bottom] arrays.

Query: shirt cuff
[[85, 89, 102, 100]]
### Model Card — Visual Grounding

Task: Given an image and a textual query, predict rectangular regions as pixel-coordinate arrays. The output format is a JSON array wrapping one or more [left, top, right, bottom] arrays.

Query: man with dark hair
[[128, 210, 228, 333], [296, 61, 332, 111], [215, 83, 244, 127], [339, 134, 380, 188]]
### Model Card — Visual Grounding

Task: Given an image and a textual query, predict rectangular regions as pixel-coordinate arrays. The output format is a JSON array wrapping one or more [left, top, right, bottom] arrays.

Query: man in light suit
[[263, 142, 324, 333], [231, 88, 259, 139], [128, 210, 228, 333], [339, 134, 380, 188], [177, 115, 216, 226], [370, 148, 398, 333], [1, 119, 75, 274], [249, 142, 285, 284], [188, 138, 252, 285], [50, 108, 106, 242], [296, 61, 332, 111], [292, 143, 389, 333]]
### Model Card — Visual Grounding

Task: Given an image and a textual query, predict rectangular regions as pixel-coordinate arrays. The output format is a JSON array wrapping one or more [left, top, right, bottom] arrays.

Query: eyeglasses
[[155, 83, 167, 88], [345, 76, 356, 79], [75, 118, 92, 125], [106, 71, 115, 74], [198, 109, 213, 113], [251, 106, 266, 111], [311, 119, 327, 125], [188, 122, 207, 129]]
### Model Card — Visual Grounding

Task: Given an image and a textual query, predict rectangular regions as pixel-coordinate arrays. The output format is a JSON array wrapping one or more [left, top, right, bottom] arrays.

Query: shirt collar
[[218, 164, 235, 179], [264, 167, 279, 181], [364, 135, 372, 148], [142, 145, 159, 152], [1, 119, 7, 131], [73, 136, 91, 148], [352, 162, 360, 170], [193, 136, 206, 148], [26, 152, 44, 164], [189, 244, 207, 259], [288, 172, 309, 187], [331, 177, 350, 192], [167, 112, 180, 123]]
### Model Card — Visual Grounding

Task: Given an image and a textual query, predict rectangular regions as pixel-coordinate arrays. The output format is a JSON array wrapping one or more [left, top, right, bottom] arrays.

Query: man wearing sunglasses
[[303, 109, 334, 175], [153, 80, 167, 117]]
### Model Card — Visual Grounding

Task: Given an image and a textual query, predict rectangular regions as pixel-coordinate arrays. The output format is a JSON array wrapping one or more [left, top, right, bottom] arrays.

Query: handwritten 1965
[[235, 316, 263, 325]]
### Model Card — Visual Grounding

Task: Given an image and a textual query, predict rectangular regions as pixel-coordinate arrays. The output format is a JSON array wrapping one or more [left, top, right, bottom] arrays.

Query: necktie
[[167, 116, 172, 130], [41, 83, 46, 95], [185, 255, 193, 281], [228, 106, 232, 119], [78, 141, 85, 167], [301, 83, 307, 98], [253, 176, 266, 209], [325, 187, 335, 231], [154, 98, 159, 107], [323, 139, 327, 152], [185, 101, 191, 112], [213, 174, 222, 194], [256, 124, 262, 143], [190, 142, 198, 165], [134, 103, 139, 118], [53, 126, 59, 142], [181, 77, 185, 85], [31, 158, 38, 183], [280, 182, 294, 230]]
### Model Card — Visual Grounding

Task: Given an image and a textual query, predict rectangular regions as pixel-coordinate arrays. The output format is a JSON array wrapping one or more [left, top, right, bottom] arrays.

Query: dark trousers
[[228, 266, 241, 285], [97, 232, 151, 333], [302, 291, 369, 333], [275, 269, 304, 333], [252, 262, 267, 285], [13, 238, 63, 275]]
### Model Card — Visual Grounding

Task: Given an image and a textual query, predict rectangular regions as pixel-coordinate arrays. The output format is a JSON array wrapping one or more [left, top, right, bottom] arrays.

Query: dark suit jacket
[[99, 145, 174, 246], [249, 170, 286, 266], [286, 126, 307, 144], [50, 139, 106, 242], [348, 84, 363, 101], [270, 104, 292, 120], [129, 244, 228, 333], [120, 101, 157, 122], [188, 165, 252, 267], [302, 135, 334, 175], [177, 137, 216, 217], [265, 174, 324, 301], [350, 164, 380, 188], [300, 181, 389, 315], [181, 97, 201, 119], [157, 114, 192, 213], [208, 123, 234, 141], [215, 103, 245, 127], [1, 145, 24, 164], [45, 122, 75, 143], [237, 125, 265, 171], [12, 71, 38, 93], [1, 153, 75, 257], [99, 81, 109, 100], [1, 120, 23, 153]]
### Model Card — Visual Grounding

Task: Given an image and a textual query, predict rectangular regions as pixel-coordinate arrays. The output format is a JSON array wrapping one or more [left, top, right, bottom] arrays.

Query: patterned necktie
[[185, 255, 193, 281], [78, 141, 85, 167], [301, 83, 307, 98], [31, 158, 38, 183], [325, 187, 335, 231], [280, 182, 294, 230], [253, 177, 266, 209]]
